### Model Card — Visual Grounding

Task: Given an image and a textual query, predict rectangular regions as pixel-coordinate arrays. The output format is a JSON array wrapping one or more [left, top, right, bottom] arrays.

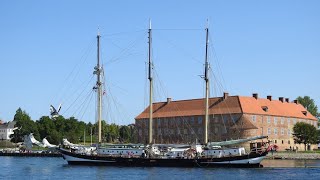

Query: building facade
[[0, 121, 16, 140], [135, 93, 318, 151]]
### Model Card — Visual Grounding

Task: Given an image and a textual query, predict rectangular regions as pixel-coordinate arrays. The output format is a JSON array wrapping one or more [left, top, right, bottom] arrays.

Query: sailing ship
[[58, 23, 271, 167]]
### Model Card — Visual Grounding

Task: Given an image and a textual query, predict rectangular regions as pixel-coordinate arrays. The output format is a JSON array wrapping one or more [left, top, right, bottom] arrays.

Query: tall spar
[[148, 21, 153, 144], [204, 26, 210, 144], [94, 31, 102, 144]]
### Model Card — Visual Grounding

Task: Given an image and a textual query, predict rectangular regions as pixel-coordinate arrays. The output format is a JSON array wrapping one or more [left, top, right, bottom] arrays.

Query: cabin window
[[234, 150, 236, 153]]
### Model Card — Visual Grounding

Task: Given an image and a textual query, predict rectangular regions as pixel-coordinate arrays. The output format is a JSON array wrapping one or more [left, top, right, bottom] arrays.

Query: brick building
[[135, 93, 318, 151]]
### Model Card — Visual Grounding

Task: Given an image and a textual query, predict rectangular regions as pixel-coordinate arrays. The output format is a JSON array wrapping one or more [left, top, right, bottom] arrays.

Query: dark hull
[[59, 148, 267, 168]]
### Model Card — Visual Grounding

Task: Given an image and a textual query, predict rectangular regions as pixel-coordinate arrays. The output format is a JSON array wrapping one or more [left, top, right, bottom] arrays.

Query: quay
[[0, 152, 62, 157], [267, 151, 320, 160]]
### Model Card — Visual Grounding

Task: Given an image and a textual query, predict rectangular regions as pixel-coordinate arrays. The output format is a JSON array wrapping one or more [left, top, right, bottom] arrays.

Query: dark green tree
[[37, 116, 61, 144], [297, 96, 318, 117], [119, 125, 131, 143], [10, 108, 39, 142], [293, 122, 318, 151]]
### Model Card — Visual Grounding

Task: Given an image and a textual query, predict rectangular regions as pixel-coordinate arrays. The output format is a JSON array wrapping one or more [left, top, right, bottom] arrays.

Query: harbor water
[[1, 156, 320, 180]]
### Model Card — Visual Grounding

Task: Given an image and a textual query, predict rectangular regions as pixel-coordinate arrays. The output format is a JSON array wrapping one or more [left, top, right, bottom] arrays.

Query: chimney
[[294, 100, 298, 104], [285, 98, 289, 103], [267, 95, 272, 101], [223, 92, 229, 100], [279, 97, 284, 103], [253, 93, 258, 99], [167, 98, 172, 104]]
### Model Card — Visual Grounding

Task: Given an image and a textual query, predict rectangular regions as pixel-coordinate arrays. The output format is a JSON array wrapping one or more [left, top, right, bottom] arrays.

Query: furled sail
[[207, 135, 268, 147]]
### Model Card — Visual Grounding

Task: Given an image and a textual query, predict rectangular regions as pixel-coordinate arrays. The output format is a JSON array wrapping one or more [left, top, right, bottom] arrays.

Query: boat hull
[[59, 148, 267, 168]]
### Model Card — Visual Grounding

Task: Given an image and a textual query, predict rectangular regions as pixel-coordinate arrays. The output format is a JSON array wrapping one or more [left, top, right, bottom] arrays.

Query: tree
[[297, 96, 318, 117], [119, 125, 130, 143], [10, 108, 39, 142], [293, 122, 318, 151]]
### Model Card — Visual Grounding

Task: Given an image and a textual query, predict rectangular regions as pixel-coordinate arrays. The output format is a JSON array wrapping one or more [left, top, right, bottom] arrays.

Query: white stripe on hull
[[62, 154, 116, 163], [201, 156, 265, 164]]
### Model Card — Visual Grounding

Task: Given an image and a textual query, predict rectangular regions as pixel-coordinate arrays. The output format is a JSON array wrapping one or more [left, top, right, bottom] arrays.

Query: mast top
[[97, 27, 101, 37], [149, 19, 152, 30], [206, 18, 209, 29]]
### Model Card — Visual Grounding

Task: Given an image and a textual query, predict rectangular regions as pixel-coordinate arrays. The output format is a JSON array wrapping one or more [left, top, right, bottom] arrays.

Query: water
[[1, 157, 320, 180]]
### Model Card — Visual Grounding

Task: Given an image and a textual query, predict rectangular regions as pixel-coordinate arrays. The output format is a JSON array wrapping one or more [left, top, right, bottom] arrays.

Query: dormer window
[[302, 111, 307, 116], [261, 106, 268, 112]]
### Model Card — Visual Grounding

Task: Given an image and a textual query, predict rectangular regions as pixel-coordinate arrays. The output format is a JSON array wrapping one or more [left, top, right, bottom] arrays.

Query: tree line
[[10, 108, 137, 145]]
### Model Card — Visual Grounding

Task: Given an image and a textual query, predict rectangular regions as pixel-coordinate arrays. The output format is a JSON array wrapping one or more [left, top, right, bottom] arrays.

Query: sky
[[0, 0, 319, 125]]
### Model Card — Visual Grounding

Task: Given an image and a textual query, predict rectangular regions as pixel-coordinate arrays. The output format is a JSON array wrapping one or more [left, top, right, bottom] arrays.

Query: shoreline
[[266, 151, 320, 160], [0, 152, 62, 157]]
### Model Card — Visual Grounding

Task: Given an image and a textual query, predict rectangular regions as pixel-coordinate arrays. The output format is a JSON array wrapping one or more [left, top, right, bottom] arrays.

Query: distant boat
[[58, 22, 271, 167]]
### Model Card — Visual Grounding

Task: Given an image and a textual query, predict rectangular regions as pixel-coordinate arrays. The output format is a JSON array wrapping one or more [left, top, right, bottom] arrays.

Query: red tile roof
[[135, 96, 242, 119], [135, 95, 318, 121], [238, 96, 317, 120]]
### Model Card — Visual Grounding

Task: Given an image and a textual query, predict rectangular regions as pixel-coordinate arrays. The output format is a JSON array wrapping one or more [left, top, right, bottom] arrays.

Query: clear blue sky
[[1, 0, 319, 125]]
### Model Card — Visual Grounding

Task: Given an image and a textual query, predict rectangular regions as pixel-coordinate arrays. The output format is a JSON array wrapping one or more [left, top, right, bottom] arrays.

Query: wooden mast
[[95, 30, 102, 144], [204, 24, 210, 144], [148, 20, 153, 144]]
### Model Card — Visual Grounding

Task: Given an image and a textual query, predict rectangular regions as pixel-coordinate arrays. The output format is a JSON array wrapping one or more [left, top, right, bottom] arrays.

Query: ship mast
[[148, 20, 153, 144], [94, 30, 102, 144], [204, 24, 210, 144]]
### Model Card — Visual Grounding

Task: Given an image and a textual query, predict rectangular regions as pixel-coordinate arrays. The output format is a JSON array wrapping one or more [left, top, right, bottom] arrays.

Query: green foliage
[[10, 108, 39, 142], [10, 108, 137, 145], [297, 96, 319, 118], [293, 122, 318, 151]]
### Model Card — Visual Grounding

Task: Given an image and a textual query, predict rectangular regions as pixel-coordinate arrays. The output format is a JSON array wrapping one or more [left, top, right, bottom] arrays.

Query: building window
[[287, 129, 291, 136], [274, 117, 278, 125], [267, 116, 271, 124], [252, 115, 256, 122], [190, 117, 195, 124], [282, 140, 284, 144], [287, 118, 290, 125], [198, 128, 202, 134], [214, 127, 219, 133], [281, 118, 284, 124], [281, 128, 284, 135], [267, 128, 271, 135], [275, 140, 277, 144], [274, 128, 278, 135], [293, 118, 296, 124], [198, 116, 203, 124], [288, 140, 290, 144]]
